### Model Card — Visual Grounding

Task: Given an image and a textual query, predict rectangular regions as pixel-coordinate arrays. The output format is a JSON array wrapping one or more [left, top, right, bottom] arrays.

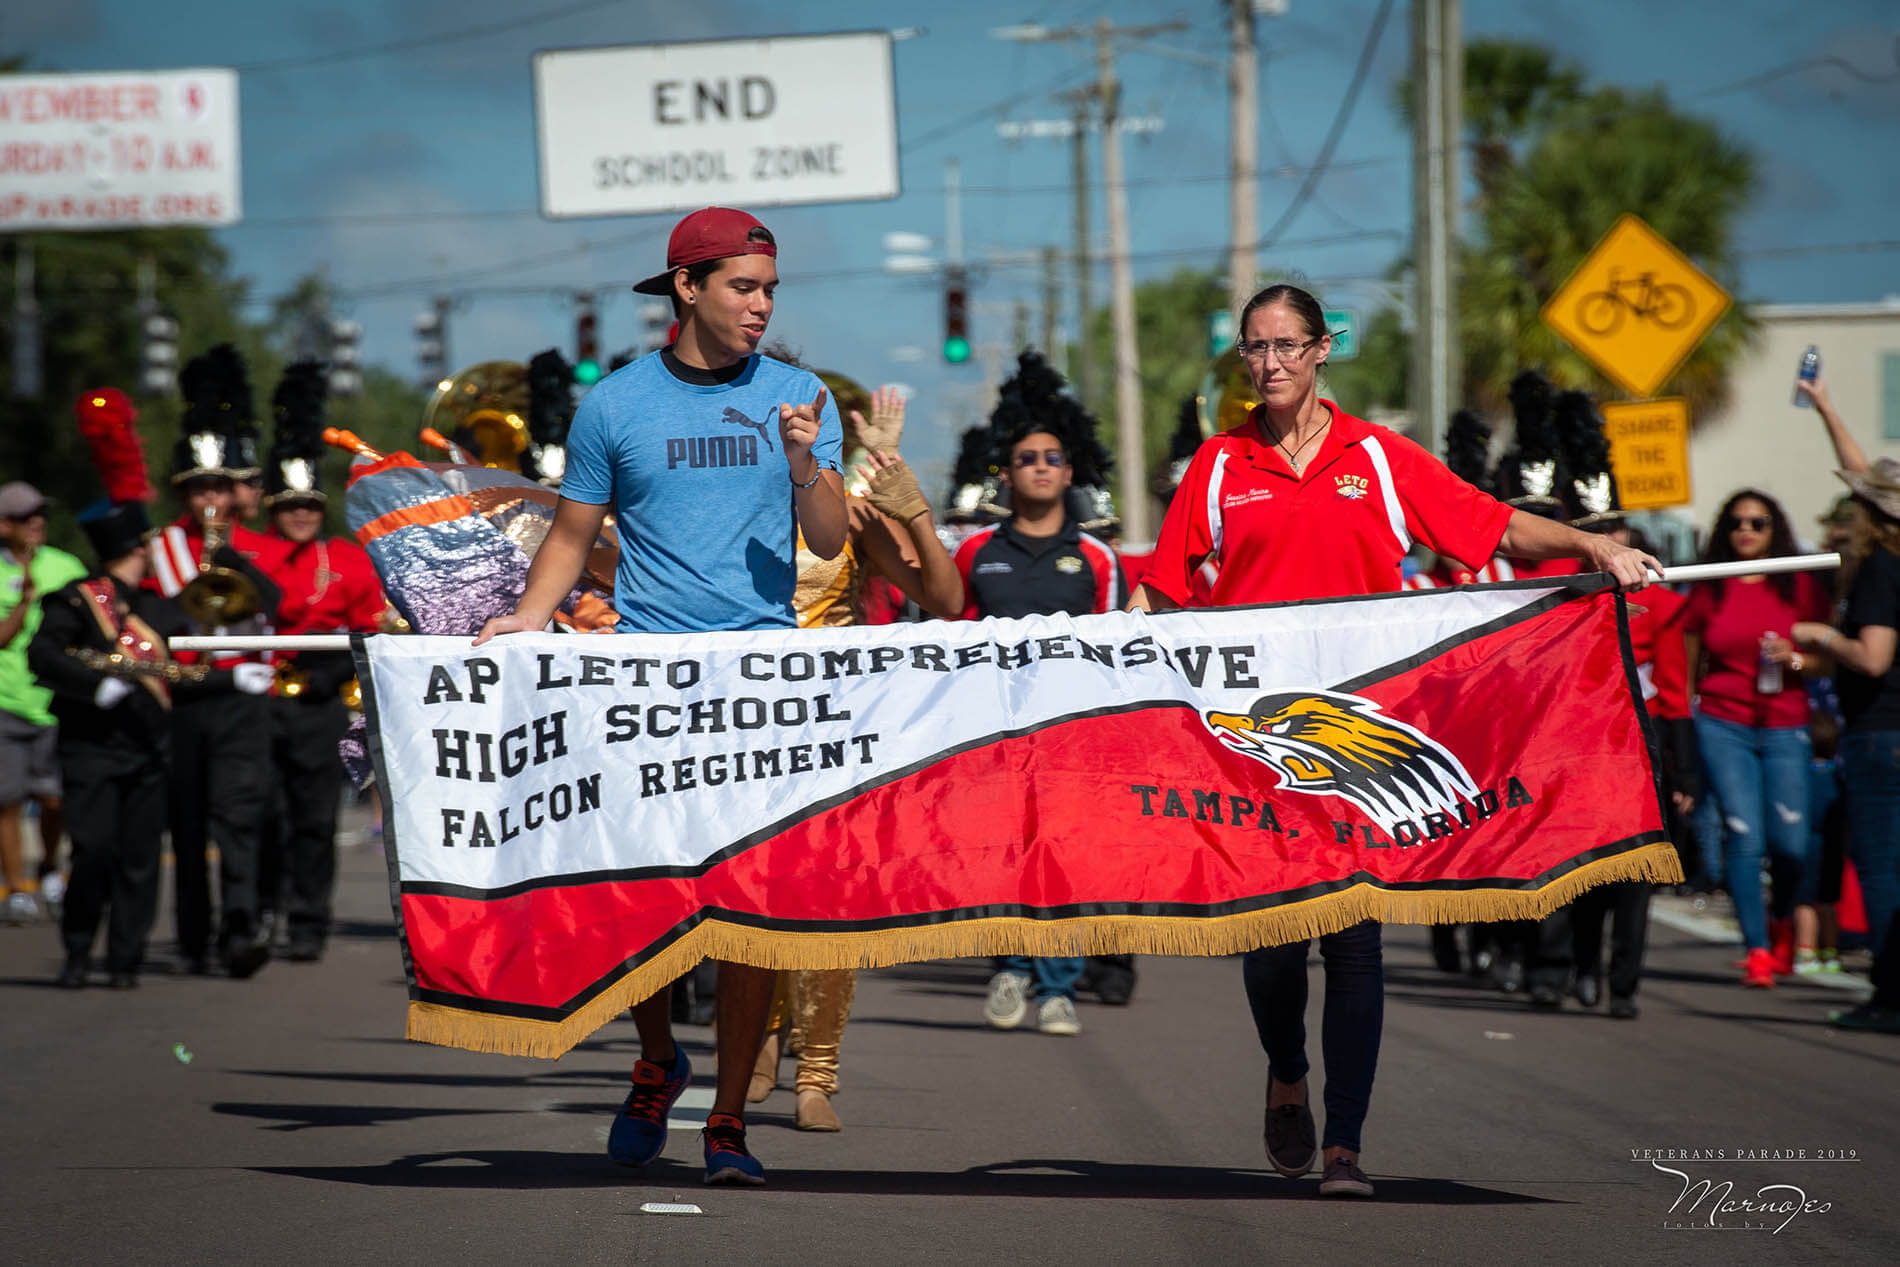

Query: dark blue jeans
[[1842, 729, 1900, 962], [1242, 920, 1383, 1155], [999, 956, 1083, 1002], [1694, 713, 1811, 950]]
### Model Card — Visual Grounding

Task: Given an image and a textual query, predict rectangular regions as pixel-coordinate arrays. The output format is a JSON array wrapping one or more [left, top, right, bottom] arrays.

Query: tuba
[[423, 362, 531, 472], [178, 504, 262, 626]]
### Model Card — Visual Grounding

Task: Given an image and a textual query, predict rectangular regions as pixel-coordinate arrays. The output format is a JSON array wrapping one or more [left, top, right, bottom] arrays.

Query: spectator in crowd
[[750, 370, 963, 1131], [1793, 457, 1900, 1033], [0, 482, 87, 923], [1683, 490, 1828, 988]]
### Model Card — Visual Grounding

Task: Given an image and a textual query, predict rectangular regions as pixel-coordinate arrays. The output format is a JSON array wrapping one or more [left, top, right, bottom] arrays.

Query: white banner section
[[0, 69, 240, 229], [532, 31, 898, 218], [363, 585, 1562, 893]]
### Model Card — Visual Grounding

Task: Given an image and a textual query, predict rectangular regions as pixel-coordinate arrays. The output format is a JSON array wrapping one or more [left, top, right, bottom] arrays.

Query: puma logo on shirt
[[721, 405, 774, 451], [665, 406, 776, 469]]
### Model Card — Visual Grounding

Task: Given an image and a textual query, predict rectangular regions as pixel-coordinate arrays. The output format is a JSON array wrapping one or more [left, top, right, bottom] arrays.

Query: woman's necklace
[[1276, 415, 1330, 474]]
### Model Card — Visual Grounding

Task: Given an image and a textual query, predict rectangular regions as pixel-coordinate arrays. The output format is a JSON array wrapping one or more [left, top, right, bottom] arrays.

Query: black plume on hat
[[1153, 394, 1205, 498], [1443, 408, 1492, 492], [988, 351, 1115, 488], [1492, 369, 1566, 515], [172, 342, 257, 484], [265, 359, 330, 504], [1554, 388, 1622, 527], [525, 349, 576, 484], [946, 426, 1003, 524]]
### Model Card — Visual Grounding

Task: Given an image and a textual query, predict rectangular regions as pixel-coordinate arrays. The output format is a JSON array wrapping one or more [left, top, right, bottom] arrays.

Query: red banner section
[[361, 577, 1676, 1057]]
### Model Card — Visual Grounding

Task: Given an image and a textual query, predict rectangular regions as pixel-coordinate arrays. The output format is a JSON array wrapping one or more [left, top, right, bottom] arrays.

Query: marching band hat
[[265, 360, 330, 507], [74, 387, 156, 562], [171, 344, 258, 484]]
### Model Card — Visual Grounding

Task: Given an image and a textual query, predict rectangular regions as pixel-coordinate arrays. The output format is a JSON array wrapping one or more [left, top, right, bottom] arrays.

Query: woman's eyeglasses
[[1013, 450, 1068, 469], [1237, 336, 1321, 363], [1726, 515, 1772, 532]]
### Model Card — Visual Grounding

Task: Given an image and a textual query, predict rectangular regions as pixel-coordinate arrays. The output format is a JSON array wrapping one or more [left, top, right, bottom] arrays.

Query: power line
[[1256, 0, 1397, 252], [234, 0, 628, 74]]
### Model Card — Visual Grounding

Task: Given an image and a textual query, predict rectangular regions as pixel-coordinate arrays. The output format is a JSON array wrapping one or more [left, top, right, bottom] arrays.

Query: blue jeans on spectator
[[1691, 784, 1725, 890], [1242, 920, 1383, 1155], [1842, 729, 1900, 962], [1694, 713, 1811, 951], [1000, 956, 1083, 1002]]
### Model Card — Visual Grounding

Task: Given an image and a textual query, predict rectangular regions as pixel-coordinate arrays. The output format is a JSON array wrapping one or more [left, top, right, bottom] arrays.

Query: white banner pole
[[170, 634, 354, 653], [167, 554, 1840, 654], [1657, 553, 1838, 585]]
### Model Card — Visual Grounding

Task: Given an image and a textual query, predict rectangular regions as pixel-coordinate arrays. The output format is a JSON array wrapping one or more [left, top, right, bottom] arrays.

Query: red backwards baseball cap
[[632, 206, 777, 295]]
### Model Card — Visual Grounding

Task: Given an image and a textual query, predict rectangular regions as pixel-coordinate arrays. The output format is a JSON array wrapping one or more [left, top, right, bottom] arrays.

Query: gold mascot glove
[[864, 458, 930, 523]]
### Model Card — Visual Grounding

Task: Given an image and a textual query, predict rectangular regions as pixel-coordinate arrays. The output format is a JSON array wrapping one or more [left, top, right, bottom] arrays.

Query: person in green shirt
[[1, 482, 89, 922]]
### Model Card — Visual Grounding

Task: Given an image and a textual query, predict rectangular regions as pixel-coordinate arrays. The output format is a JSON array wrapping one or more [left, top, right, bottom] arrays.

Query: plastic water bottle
[[1758, 632, 1783, 695], [1794, 345, 1820, 407]]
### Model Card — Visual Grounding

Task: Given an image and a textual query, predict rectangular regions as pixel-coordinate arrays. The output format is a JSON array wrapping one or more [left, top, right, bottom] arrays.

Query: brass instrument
[[423, 362, 530, 472], [273, 662, 310, 697], [273, 660, 361, 706], [66, 647, 211, 684], [1197, 346, 1262, 439], [177, 504, 263, 626]]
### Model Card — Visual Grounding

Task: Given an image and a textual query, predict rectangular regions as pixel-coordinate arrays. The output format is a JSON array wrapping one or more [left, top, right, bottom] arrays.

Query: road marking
[[668, 1085, 716, 1130]]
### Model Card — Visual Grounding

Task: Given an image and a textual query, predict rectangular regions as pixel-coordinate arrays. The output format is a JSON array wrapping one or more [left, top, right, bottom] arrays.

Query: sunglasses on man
[[1013, 450, 1068, 469]]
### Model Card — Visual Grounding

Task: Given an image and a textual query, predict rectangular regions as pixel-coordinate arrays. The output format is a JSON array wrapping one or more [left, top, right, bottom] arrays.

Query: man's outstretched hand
[[780, 385, 828, 481]]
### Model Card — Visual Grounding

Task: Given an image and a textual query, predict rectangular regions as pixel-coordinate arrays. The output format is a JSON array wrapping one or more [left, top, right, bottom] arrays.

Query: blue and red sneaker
[[701, 1112, 766, 1185], [607, 1048, 691, 1166]]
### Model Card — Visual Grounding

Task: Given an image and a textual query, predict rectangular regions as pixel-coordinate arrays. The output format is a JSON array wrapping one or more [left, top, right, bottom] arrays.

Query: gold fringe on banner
[[405, 841, 1683, 1060]]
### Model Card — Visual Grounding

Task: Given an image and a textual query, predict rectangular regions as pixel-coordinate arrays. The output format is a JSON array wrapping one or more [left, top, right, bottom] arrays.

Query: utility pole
[[993, 18, 1185, 544], [1039, 245, 1061, 370], [11, 243, 41, 400], [1096, 17, 1150, 542], [1228, 0, 1259, 318], [1409, 0, 1461, 459], [1064, 89, 1095, 407]]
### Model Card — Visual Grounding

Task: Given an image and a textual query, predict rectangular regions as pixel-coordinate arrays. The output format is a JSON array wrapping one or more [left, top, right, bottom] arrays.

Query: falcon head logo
[[1203, 691, 1479, 831]]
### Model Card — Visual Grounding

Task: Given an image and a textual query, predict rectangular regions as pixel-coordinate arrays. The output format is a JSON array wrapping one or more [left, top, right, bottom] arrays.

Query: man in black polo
[[954, 421, 1126, 1036]]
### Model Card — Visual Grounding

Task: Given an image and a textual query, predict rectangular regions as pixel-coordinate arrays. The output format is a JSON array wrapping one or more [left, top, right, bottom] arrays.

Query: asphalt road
[[3, 832, 1896, 1265]]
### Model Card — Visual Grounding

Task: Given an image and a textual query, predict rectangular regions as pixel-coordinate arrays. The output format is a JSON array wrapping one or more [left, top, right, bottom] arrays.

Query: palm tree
[[1464, 83, 1758, 415]]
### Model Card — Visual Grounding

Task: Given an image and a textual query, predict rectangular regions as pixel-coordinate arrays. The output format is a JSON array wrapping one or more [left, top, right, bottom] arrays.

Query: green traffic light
[[943, 336, 971, 364], [573, 359, 603, 386]]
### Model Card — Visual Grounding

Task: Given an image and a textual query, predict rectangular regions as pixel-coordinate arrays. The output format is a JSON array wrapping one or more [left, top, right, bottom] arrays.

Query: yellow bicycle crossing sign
[[1541, 214, 1731, 399]]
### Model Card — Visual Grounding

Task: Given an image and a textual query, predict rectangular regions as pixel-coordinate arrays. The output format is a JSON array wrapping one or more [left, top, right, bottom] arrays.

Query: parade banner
[[355, 575, 1678, 1058]]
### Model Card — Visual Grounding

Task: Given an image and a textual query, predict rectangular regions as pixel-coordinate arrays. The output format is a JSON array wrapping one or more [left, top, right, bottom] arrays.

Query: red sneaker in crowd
[[1742, 947, 1777, 988]]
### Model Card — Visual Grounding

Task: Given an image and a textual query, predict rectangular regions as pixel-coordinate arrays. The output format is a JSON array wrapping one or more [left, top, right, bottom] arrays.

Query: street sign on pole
[[1602, 397, 1692, 510], [1541, 215, 1730, 400], [1207, 310, 1235, 359], [1323, 308, 1359, 361], [533, 32, 899, 218]]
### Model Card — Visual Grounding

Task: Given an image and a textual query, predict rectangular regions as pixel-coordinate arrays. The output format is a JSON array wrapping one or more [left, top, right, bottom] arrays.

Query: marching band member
[[259, 361, 385, 963], [145, 346, 287, 979]]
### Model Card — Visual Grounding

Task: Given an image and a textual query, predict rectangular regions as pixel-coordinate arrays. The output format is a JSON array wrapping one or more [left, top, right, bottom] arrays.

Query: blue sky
[[15, 0, 1900, 482]]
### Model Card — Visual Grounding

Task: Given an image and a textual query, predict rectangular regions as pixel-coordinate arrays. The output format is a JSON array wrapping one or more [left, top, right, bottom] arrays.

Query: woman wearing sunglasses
[[1682, 490, 1829, 987], [1129, 283, 1657, 1198]]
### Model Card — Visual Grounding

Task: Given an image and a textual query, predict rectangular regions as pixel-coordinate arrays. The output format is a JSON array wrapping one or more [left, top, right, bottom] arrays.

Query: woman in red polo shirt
[[1682, 489, 1828, 987], [1129, 283, 1657, 1198]]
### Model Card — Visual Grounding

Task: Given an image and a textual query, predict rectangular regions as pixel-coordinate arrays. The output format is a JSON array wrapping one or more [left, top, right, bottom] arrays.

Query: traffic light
[[415, 296, 449, 391], [943, 267, 970, 364], [573, 293, 601, 386], [140, 313, 178, 395], [327, 318, 362, 397]]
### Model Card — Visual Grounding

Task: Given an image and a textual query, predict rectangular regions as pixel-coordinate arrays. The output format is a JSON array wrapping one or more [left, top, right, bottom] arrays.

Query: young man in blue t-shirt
[[476, 207, 846, 1185]]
